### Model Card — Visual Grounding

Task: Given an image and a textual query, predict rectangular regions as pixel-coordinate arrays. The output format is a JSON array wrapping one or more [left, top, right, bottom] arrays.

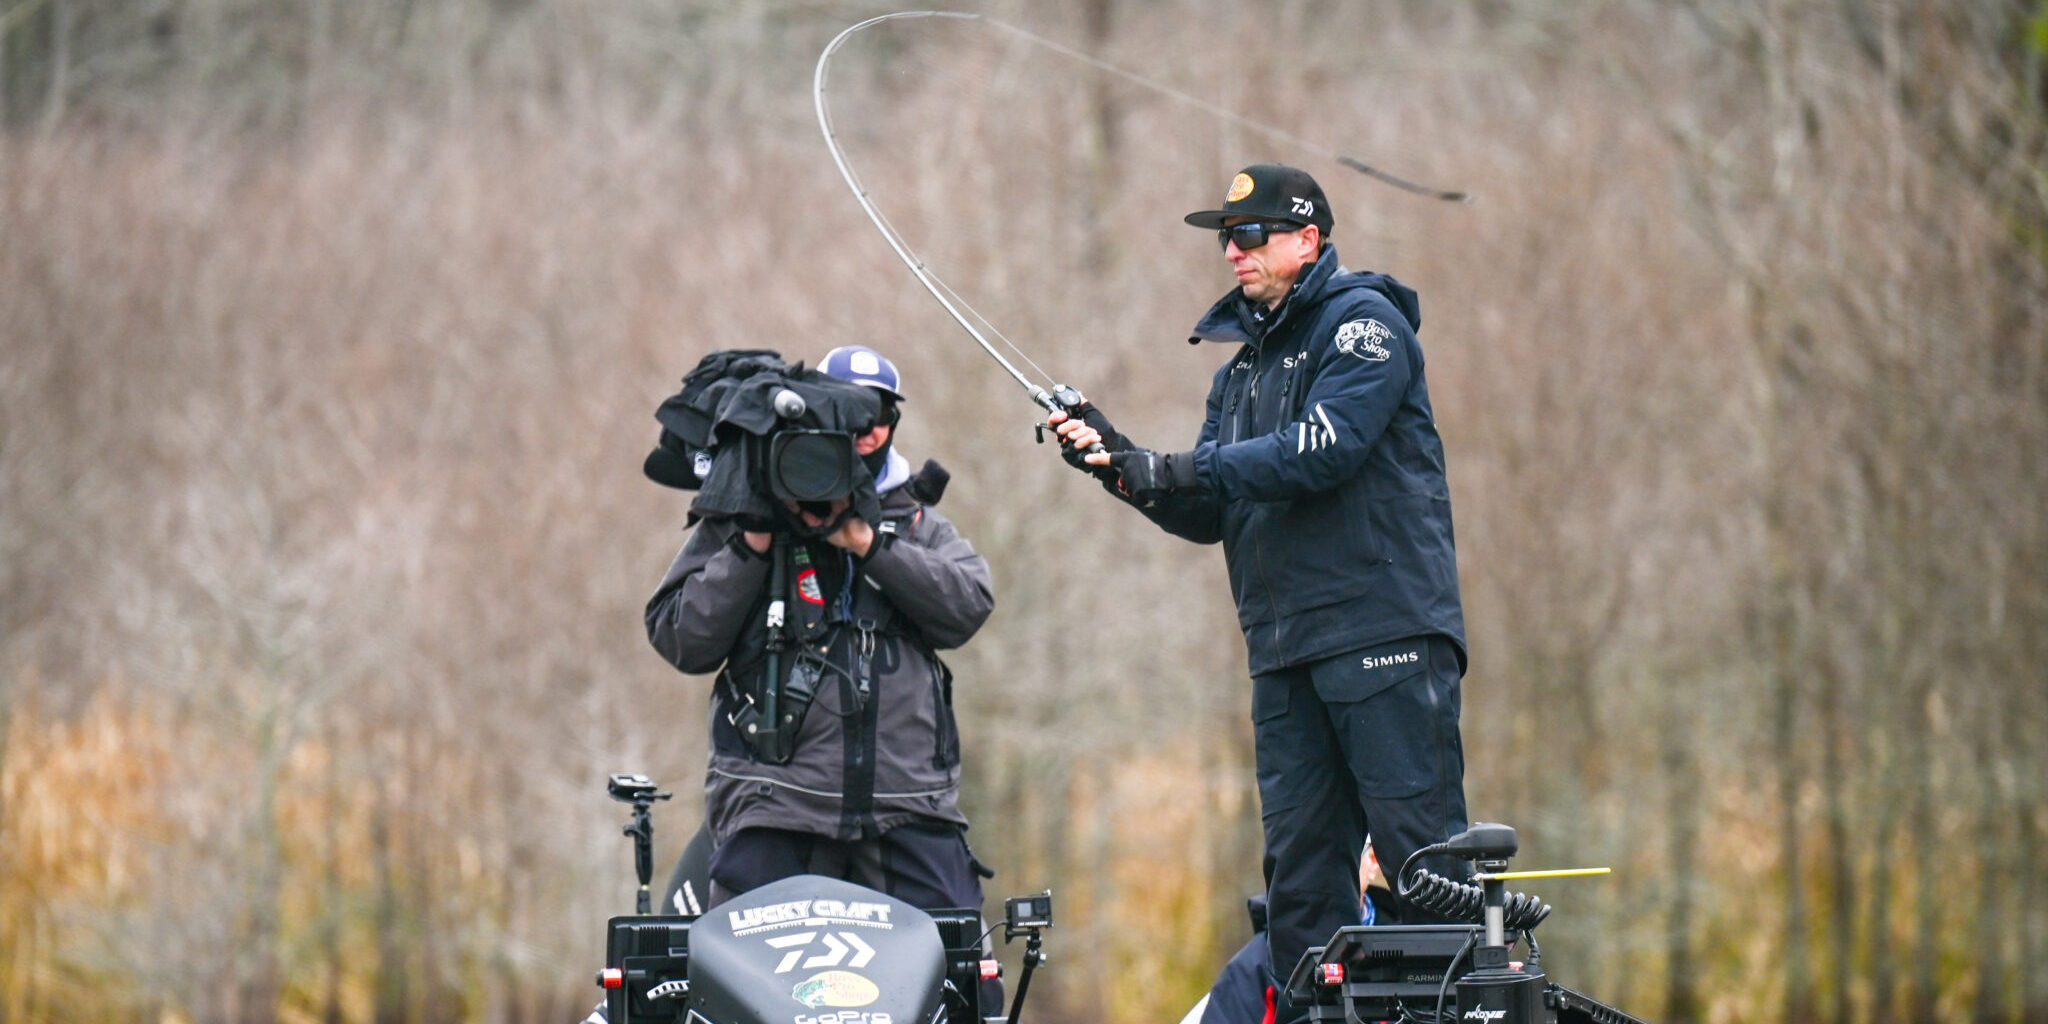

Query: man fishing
[[1048, 163, 1472, 1021]]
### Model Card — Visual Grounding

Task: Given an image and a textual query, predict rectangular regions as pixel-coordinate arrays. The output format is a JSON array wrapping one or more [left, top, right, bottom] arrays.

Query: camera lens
[[768, 431, 857, 503]]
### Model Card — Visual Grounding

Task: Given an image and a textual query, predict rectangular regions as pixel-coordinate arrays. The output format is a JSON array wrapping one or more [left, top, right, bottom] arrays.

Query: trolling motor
[[1285, 823, 1646, 1024], [1445, 824, 1552, 1024], [608, 773, 673, 915]]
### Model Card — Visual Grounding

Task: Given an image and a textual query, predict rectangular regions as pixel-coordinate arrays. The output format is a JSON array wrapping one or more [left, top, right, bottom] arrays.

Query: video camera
[[643, 350, 886, 529]]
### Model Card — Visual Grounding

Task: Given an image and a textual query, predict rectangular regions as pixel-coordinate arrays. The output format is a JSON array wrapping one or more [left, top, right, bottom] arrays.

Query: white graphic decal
[[1362, 650, 1422, 671], [731, 897, 898, 936], [1297, 403, 1339, 454], [804, 933, 849, 970], [770, 931, 879, 973], [796, 1013, 894, 1024], [768, 932, 820, 973], [671, 881, 702, 916], [1333, 319, 1393, 362]]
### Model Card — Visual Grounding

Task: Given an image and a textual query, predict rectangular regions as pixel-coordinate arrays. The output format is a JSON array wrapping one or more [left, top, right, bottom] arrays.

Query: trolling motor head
[[1444, 821, 1521, 868]]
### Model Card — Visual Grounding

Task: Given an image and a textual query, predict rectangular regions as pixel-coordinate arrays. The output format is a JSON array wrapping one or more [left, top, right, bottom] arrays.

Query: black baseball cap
[[1183, 163, 1334, 236]]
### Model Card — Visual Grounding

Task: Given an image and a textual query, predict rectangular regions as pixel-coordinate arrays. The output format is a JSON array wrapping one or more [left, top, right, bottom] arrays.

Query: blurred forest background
[[4, 0, 2046, 1022]]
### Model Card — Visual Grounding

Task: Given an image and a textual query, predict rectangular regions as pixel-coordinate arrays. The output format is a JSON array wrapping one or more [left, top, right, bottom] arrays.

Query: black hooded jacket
[[1135, 245, 1466, 675]]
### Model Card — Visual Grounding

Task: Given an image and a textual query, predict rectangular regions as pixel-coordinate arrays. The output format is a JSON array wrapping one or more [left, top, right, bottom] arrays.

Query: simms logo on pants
[[1362, 650, 1421, 671]]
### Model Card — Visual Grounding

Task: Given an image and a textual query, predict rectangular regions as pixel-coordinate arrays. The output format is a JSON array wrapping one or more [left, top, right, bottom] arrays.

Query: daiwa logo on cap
[[1226, 173, 1256, 202]]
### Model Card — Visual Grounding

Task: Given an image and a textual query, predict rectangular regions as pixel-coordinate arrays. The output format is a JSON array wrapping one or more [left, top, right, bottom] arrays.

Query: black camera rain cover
[[644, 349, 786, 490], [645, 350, 884, 528]]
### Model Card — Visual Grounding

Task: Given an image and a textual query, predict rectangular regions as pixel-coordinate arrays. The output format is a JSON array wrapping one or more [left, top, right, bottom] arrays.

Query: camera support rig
[[608, 773, 673, 915], [1001, 892, 1053, 1024]]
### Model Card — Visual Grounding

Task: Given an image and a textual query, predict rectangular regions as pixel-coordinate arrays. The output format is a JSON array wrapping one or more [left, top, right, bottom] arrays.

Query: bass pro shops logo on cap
[[1226, 173, 1256, 203]]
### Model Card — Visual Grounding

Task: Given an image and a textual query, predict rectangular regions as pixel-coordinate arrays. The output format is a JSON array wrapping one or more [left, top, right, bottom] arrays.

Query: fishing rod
[[812, 10, 1089, 424], [811, 10, 1469, 424]]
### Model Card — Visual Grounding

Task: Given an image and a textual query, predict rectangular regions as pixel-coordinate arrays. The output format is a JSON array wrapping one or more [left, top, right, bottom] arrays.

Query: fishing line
[[970, 16, 1471, 204], [813, 9, 1469, 414]]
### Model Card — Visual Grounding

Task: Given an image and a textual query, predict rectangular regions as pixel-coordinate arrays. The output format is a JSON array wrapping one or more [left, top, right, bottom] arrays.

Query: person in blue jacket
[[1050, 163, 1470, 1021], [1181, 842, 1398, 1024]]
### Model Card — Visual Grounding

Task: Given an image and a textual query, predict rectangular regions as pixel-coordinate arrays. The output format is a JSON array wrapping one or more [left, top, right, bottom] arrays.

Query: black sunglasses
[[1218, 220, 1303, 252]]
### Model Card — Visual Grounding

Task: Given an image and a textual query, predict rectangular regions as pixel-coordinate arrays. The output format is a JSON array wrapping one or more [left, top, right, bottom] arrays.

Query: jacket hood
[[1342, 268, 1421, 332]]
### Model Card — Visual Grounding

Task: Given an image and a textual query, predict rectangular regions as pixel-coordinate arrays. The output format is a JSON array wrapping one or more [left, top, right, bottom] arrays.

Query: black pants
[[706, 822, 987, 913], [1252, 635, 1468, 1012]]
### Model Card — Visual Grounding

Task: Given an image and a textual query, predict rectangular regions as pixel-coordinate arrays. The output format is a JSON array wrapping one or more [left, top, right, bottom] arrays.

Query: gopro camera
[[1005, 891, 1054, 931], [607, 773, 664, 804]]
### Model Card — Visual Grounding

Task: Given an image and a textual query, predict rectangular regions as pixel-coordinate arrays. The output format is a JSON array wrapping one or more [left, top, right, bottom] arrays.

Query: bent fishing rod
[[812, 10, 1468, 426]]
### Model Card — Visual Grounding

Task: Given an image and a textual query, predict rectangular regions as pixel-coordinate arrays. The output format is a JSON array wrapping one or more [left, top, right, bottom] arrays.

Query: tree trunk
[[1820, 655, 1852, 1024], [1660, 737, 1699, 1024]]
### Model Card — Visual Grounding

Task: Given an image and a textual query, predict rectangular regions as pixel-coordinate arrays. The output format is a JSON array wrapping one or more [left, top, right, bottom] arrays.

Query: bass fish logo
[[1333, 319, 1394, 362], [1225, 173, 1255, 202], [792, 971, 880, 1009]]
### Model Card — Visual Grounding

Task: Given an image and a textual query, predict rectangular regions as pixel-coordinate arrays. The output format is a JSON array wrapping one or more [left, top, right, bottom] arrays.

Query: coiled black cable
[[1396, 844, 1553, 932]]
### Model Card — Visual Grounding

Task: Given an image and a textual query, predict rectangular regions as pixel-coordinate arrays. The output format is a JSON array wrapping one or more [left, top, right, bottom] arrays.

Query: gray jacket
[[645, 467, 994, 843]]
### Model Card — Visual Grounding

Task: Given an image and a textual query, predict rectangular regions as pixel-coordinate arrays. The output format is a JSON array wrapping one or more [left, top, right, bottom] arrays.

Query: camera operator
[[644, 344, 996, 913]]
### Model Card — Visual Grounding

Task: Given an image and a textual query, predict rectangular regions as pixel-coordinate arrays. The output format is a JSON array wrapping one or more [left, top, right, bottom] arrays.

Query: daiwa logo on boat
[[764, 930, 878, 973], [791, 970, 881, 1009], [729, 898, 895, 931]]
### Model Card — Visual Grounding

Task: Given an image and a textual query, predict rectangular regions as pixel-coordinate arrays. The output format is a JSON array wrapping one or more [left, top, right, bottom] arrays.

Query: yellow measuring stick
[[1475, 867, 1612, 881]]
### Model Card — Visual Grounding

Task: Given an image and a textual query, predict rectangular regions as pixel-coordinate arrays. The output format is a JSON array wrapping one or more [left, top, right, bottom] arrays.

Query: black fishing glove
[[1109, 448, 1199, 506], [1056, 400, 1130, 485]]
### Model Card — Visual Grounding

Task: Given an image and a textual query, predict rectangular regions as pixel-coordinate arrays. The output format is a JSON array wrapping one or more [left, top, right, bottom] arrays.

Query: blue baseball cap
[[820, 345, 906, 402]]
